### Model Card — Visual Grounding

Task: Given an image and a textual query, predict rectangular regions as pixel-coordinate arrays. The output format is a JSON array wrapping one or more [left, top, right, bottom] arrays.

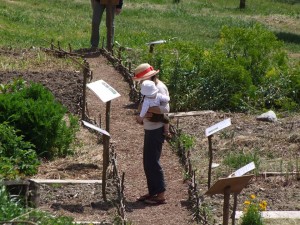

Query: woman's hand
[[136, 116, 144, 125]]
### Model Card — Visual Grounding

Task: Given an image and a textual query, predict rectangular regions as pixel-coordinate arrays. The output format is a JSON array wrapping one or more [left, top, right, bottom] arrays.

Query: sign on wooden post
[[87, 79, 120, 201], [205, 175, 254, 225], [205, 118, 231, 188]]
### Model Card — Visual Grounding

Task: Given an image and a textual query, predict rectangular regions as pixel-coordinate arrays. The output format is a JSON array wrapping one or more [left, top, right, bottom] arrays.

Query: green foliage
[[217, 24, 287, 85], [0, 122, 39, 179], [0, 185, 74, 224], [0, 79, 79, 158], [166, 24, 300, 112], [241, 195, 267, 225], [0, 78, 26, 94], [171, 132, 195, 151], [223, 149, 260, 174], [0, 186, 24, 220], [241, 203, 264, 225]]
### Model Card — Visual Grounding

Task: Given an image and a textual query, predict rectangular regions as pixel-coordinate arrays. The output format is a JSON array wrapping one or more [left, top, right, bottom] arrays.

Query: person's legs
[[90, 0, 105, 48], [143, 127, 166, 197], [105, 6, 116, 46]]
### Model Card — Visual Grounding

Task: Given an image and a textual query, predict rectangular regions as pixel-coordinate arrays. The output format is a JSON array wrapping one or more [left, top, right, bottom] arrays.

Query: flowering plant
[[240, 194, 267, 225]]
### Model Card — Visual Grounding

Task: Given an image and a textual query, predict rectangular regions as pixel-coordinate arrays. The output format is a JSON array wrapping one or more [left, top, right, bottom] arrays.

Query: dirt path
[[85, 56, 195, 224]]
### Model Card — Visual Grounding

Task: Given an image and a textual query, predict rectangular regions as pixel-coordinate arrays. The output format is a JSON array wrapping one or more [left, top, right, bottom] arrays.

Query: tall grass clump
[[223, 149, 260, 174], [0, 79, 79, 159]]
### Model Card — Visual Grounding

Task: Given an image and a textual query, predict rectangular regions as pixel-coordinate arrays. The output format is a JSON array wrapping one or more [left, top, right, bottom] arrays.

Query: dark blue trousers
[[143, 127, 166, 196]]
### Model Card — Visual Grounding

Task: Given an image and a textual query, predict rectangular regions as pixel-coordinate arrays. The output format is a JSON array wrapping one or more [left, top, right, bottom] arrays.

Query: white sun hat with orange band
[[133, 63, 160, 81]]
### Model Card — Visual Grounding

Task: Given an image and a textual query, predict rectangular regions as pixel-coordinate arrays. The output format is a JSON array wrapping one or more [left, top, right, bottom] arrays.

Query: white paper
[[230, 162, 255, 177], [87, 80, 120, 103], [205, 118, 231, 136], [82, 120, 110, 137]]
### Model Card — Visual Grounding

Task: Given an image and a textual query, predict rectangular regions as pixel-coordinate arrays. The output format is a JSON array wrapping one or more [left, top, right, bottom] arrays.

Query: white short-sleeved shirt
[[139, 93, 170, 118], [143, 80, 170, 130]]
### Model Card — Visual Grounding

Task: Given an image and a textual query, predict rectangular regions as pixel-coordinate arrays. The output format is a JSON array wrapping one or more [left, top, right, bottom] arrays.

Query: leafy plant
[[223, 149, 260, 174], [0, 185, 74, 224], [0, 79, 79, 158], [241, 194, 267, 225], [0, 122, 39, 179], [0, 185, 24, 220]]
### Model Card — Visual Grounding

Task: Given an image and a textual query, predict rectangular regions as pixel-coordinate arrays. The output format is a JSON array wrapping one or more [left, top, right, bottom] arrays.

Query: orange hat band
[[135, 66, 154, 79]]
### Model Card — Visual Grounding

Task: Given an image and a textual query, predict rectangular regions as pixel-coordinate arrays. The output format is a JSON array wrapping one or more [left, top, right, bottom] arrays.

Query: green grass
[[0, 0, 299, 55]]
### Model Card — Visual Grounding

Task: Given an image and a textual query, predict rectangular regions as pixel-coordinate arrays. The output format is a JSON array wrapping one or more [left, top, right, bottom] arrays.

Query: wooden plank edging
[[29, 179, 102, 184], [167, 110, 215, 118]]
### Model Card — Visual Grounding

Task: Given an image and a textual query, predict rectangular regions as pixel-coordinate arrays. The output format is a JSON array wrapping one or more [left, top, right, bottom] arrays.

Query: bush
[[0, 122, 39, 179], [166, 24, 300, 112], [0, 79, 79, 158]]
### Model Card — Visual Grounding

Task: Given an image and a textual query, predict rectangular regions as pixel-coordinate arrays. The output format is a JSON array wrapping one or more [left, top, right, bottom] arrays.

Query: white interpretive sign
[[205, 118, 231, 137], [82, 120, 110, 137], [146, 40, 167, 45], [87, 80, 120, 103], [229, 162, 255, 178]]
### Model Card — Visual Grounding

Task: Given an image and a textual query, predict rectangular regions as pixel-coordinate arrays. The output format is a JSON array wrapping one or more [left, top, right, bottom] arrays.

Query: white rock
[[256, 110, 277, 122]]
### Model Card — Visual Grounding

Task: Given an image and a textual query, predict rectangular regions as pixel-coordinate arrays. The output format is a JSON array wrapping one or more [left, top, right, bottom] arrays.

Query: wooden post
[[208, 135, 213, 188], [82, 60, 89, 120], [232, 193, 238, 225], [223, 186, 231, 225], [28, 180, 40, 208], [106, 0, 113, 52], [102, 100, 111, 201]]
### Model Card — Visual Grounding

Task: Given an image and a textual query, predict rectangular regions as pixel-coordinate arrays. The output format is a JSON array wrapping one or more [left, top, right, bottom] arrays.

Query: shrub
[[166, 24, 299, 112], [0, 79, 79, 158], [0, 122, 39, 179]]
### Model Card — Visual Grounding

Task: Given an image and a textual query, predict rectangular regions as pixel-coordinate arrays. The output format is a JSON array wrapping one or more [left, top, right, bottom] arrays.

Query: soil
[[0, 49, 299, 225]]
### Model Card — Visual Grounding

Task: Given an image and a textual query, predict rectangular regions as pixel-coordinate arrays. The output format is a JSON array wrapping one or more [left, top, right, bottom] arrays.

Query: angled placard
[[229, 162, 255, 178], [205, 118, 231, 137], [82, 120, 110, 137], [87, 79, 120, 103], [205, 175, 254, 195]]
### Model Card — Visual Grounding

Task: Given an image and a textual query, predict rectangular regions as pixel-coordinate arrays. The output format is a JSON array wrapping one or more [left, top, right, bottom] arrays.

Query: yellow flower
[[244, 200, 251, 205], [259, 203, 267, 211], [250, 194, 256, 199], [261, 200, 267, 206]]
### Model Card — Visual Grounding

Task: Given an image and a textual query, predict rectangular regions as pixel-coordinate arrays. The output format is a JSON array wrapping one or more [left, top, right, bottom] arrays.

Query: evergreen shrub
[[0, 79, 79, 158]]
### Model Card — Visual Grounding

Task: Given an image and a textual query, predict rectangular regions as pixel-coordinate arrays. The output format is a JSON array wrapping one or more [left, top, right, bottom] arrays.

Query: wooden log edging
[[109, 143, 127, 224], [170, 125, 208, 224]]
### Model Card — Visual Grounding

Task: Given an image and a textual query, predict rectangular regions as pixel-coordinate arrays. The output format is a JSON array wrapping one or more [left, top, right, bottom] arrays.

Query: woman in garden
[[132, 63, 170, 205]]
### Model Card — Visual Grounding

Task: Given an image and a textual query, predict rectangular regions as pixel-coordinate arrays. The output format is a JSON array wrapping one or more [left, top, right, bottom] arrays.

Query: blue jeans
[[90, 0, 115, 47], [143, 127, 166, 196]]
